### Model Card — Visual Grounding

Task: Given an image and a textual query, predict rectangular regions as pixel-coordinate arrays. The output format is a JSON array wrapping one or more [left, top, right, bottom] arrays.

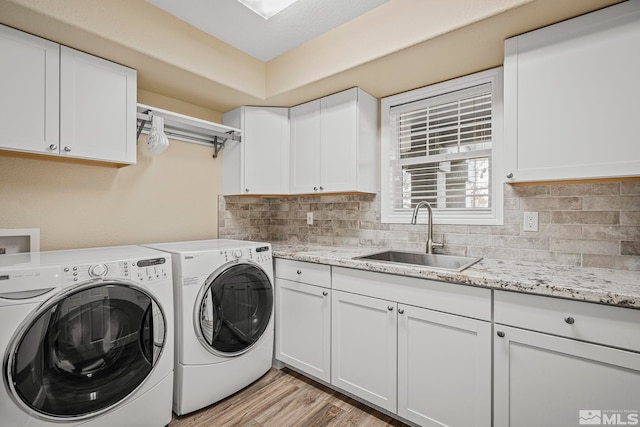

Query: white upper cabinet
[[289, 100, 321, 194], [60, 47, 137, 164], [222, 106, 290, 195], [0, 24, 137, 165], [0, 24, 59, 154], [290, 88, 378, 194], [504, 1, 640, 182]]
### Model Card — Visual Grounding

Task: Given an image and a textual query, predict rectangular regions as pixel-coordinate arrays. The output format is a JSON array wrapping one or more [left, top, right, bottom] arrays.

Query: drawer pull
[[322, 291, 328, 296], [564, 316, 575, 325], [497, 331, 506, 338], [296, 270, 302, 275], [387, 306, 394, 311], [398, 308, 405, 314]]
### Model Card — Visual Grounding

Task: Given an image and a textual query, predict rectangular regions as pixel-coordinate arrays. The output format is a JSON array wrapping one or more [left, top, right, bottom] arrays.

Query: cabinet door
[[504, 2, 640, 182], [0, 24, 59, 154], [242, 107, 289, 194], [398, 305, 491, 427], [320, 89, 358, 192], [275, 279, 331, 382], [331, 290, 397, 413], [60, 47, 136, 164], [494, 325, 640, 427], [290, 100, 321, 194]]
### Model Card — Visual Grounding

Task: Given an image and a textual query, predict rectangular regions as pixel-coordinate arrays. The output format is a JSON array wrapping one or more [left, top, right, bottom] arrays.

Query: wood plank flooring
[[168, 368, 409, 427]]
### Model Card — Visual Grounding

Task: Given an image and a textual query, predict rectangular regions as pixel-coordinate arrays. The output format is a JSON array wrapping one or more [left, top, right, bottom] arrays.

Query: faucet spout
[[411, 201, 437, 254]]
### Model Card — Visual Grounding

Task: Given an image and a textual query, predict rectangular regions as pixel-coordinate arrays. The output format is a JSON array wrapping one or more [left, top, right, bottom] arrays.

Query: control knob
[[89, 264, 108, 277], [233, 250, 243, 259]]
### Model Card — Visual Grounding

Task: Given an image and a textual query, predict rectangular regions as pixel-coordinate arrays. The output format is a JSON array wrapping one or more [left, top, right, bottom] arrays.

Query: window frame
[[380, 67, 504, 225]]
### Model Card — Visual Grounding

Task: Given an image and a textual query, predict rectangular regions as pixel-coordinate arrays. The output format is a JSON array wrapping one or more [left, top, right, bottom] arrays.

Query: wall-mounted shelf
[[136, 103, 241, 158]]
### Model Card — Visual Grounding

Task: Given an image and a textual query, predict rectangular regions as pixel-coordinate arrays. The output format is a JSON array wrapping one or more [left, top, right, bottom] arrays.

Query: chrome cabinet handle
[[564, 316, 575, 325], [497, 331, 506, 338], [319, 186, 324, 191], [63, 146, 71, 152], [313, 187, 318, 191], [296, 270, 302, 275], [387, 306, 394, 311], [244, 189, 250, 193], [506, 172, 513, 179], [49, 144, 57, 150], [322, 291, 328, 296], [398, 308, 405, 314]]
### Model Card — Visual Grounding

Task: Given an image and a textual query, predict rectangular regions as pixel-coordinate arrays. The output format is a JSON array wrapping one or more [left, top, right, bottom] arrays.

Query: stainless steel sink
[[354, 250, 481, 272]]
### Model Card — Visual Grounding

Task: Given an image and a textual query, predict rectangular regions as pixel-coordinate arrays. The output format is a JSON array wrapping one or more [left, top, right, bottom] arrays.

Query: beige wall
[[0, 91, 224, 251]]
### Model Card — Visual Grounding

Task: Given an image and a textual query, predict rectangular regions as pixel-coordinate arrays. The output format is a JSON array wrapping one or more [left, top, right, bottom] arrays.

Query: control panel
[[61, 256, 170, 286], [218, 245, 271, 265]]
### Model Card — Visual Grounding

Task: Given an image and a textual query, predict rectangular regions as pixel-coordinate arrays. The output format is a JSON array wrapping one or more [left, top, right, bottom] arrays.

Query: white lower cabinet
[[494, 291, 640, 427], [331, 267, 492, 426], [331, 290, 397, 413], [398, 305, 491, 427], [275, 279, 331, 383], [275, 259, 331, 383]]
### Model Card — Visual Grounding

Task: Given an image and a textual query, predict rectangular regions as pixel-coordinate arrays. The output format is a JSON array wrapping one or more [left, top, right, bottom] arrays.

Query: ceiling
[[146, 0, 389, 62], [0, 0, 625, 117]]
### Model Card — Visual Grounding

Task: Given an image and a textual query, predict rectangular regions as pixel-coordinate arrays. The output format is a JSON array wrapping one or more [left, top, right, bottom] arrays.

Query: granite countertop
[[271, 244, 640, 309]]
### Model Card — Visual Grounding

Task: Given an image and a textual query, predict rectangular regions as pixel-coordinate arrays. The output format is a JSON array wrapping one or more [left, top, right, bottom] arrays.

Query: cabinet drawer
[[495, 291, 640, 352], [275, 259, 331, 288], [333, 267, 491, 321]]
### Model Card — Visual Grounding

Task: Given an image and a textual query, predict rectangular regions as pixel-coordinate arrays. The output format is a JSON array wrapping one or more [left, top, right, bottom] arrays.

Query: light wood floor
[[168, 368, 409, 427]]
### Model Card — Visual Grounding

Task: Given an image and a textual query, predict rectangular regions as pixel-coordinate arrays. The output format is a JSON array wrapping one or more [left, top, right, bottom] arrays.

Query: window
[[381, 68, 503, 225]]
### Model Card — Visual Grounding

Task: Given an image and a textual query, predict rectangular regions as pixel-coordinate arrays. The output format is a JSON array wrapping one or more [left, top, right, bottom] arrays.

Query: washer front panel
[[195, 260, 273, 357], [5, 279, 167, 420]]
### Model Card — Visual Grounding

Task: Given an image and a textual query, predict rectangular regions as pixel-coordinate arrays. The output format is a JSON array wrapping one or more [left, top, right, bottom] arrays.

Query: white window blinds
[[381, 68, 503, 225]]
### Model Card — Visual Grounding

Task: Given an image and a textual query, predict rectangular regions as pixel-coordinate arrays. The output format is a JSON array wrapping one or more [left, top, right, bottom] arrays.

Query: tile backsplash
[[219, 181, 640, 270]]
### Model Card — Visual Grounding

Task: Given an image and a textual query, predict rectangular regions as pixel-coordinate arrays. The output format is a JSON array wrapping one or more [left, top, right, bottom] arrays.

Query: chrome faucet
[[411, 201, 443, 254]]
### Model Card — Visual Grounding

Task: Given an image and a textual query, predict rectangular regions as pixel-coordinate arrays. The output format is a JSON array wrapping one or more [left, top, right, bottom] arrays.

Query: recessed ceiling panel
[[146, 0, 389, 62]]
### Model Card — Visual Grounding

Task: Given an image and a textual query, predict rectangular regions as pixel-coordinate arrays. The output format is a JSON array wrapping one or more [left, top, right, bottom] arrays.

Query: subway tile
[[550, 238, 619, 255], [551, 211, 619, 225], [583, 225, 640, 241], [540, 224, 583, 240], [621, 195, 640, 210], [503, 197, 520, 210], [581, 196, 622, 211], [621, 211, 640, 226], [494, 235, 549, 250], [549, 183, 620, 197], [621, 181, 640, 195], [469, 224, 520, 236], [583, 254, 640, 271], [517, 250, 581, 267], [621, 241, 640, 256], [505, 185, 550, 198], [520, 197, 582, 211]]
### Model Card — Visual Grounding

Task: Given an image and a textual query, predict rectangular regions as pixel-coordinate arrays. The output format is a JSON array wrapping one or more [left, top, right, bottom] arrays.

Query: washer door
[[5, 280, 166, 420], [197, 261, 273, 356]]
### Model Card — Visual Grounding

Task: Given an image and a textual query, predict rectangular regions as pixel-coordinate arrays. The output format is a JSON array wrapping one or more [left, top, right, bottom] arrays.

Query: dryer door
[[5, 280, 166, 421], [197, 261, 273, 356]]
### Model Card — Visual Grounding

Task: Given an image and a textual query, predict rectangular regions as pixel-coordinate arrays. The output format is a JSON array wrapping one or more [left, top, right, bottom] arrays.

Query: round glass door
[[197, 262, 273, 356], [6, 281, 165, 420]]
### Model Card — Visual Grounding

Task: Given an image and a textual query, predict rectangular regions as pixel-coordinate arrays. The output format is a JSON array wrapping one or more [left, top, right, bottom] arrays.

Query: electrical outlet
[[523, 211, 539, 232], [307, 212, 313, 225]]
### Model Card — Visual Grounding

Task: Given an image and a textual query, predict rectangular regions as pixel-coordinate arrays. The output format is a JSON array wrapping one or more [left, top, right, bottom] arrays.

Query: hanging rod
[[136, 103, 241, 158]]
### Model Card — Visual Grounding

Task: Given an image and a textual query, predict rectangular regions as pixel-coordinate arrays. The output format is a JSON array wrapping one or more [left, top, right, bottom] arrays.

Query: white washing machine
[[143, 239, 273, 416], [0, 246, 174, 427]]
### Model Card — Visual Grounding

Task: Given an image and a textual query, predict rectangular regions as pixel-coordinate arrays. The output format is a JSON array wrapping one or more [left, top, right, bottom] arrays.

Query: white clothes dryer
[[0, 246, 174, 427], [143, 239, 273, 416]]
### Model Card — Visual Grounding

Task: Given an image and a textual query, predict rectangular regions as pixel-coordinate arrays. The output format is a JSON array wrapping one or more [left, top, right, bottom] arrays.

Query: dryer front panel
[[5, 280, 167, 421], [195, 261, 273, 357]]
